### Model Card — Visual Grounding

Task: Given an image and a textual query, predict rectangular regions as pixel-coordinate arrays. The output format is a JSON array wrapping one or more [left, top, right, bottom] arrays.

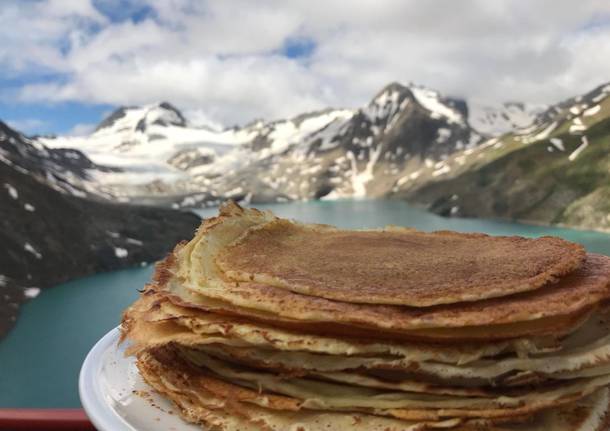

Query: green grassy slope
[[400, 86, 610, 231]]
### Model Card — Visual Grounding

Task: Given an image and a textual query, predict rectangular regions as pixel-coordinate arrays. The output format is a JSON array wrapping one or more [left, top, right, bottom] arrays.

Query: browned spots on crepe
[[216, 219, 586, 306]]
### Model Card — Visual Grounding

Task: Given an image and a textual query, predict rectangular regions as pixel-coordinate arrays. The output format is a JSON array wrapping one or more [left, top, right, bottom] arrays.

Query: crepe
[[152, 252, 607, 342], [184, 324, 610, 378], [125, 290, 582, 365], [138, 348, 469, 430], [124, 294, 520, 364], [162, 202, 608, 335], [137, 347, 610, 430], [187, 334, 610, 383], [175, 349, 610, 415], [119, 201, 610, 431], [215, 216, 585, 306], [124, 293, 610, 380]]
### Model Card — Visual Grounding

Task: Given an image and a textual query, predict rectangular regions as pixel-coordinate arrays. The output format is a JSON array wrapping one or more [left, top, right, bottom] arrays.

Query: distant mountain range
[[34, 80, 610, 232], [40, 82, 485, 206]]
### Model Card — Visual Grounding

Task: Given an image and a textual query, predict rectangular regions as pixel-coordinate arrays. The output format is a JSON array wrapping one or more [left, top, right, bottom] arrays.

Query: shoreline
[[388, 196, 610, 235], [0, 281, 26, 339]]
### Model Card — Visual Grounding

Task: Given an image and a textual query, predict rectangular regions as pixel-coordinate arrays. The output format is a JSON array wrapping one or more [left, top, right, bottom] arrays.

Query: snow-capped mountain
[[40, 102, 246, 198], [187, 82, 482, 205], [522, 82, 610, 137], [38, 82, 483, 206], [468, 102, 546, 136], [38, 80, 609, 221], [0, 120, 114, 199], [45, 102, 250, 164], [398, 81, 610, 231], [40, 102, 354, 202]]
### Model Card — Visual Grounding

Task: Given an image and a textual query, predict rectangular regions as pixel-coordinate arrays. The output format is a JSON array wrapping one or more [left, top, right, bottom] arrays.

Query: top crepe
[[215, 209, 585, 306], [168, 202, 608, 339]]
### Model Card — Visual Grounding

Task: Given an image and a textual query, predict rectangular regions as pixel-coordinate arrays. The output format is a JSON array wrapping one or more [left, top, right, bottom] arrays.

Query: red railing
[[0, 409, 94, 430]]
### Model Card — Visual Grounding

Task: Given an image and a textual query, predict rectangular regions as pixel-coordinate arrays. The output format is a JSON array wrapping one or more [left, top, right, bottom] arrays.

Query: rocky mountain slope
[[0, 121, 201, 337], [396, 82, 610, 231], [191, 83, 483, 204]]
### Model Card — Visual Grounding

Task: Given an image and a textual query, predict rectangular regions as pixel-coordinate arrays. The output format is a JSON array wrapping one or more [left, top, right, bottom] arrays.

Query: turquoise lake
[[2, 199, 610, 408]]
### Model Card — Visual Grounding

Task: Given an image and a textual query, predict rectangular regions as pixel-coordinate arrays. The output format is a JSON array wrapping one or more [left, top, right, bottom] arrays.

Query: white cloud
[[183, 109, 225, 132], [0, 0, 105, 73], [3, 0, 610, 128], [67, 122, 97, 136], [5, 119, 49, 134]]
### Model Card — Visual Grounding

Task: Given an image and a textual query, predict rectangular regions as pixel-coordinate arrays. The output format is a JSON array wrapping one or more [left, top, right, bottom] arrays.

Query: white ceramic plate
[[79, 327, 202, 431]]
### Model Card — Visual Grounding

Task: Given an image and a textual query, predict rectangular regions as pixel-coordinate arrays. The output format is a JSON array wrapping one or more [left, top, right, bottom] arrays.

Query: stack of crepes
[[121, 201, 610, 431]]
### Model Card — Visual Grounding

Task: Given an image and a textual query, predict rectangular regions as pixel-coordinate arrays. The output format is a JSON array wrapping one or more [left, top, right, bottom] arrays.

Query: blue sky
[[0, 72, 112, 135], [1, 0, 609, 135], [0, 101, 111, 136]]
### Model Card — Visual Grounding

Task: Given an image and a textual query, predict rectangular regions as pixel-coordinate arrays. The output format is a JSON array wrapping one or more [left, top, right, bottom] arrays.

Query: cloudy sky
[[1, 0, 610, 135]]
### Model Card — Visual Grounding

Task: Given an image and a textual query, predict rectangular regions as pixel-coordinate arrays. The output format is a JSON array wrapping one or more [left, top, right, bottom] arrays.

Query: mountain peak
[[95, 106, 132, 132], [370, 82, 414, 106], [375, 81, 410, 95], [155, 102, 187, 126], [94, 102, 187, 134]]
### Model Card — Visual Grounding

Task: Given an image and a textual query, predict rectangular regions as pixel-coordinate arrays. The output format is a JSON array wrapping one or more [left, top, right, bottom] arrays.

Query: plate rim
[[79, 326, 133, 431]]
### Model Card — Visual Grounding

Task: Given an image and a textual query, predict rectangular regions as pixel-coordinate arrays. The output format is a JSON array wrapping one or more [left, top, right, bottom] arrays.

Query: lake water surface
[[2, 200, 610, 407]]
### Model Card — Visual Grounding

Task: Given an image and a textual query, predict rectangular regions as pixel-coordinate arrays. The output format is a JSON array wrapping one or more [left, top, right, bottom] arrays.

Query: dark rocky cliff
[[0, 121, 201, 337]]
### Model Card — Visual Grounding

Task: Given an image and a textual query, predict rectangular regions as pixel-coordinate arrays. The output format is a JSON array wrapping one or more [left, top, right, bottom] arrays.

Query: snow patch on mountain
[[583, 105, 601, 117], [23, 287, 40, 299], [410, 87, 464, 124], [469, 102, 545, 136], [114, 247, 128, 258], [40, 102, 256, 187], [550, 138, 565, 151], [24, 243, 42, 259], [569, 136, 589, 161], [346, 145, 383, 198], [4, 183, 18, 199]]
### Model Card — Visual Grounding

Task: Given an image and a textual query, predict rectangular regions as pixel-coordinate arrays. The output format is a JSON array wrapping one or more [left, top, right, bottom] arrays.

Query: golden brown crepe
[[119, 201, 610, 431], [149, 247, 609, 341], [216, 218, 586, 306], [128, 291, 578, 363], [156, 202, 609, 336], [137, 347, 610, 430]]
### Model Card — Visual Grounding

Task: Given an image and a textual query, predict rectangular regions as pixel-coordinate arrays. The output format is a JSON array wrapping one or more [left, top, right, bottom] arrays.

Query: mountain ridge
[[38, 81, 485, 206], [8, 79, 610, 233], [395, 81, 610, 231]]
